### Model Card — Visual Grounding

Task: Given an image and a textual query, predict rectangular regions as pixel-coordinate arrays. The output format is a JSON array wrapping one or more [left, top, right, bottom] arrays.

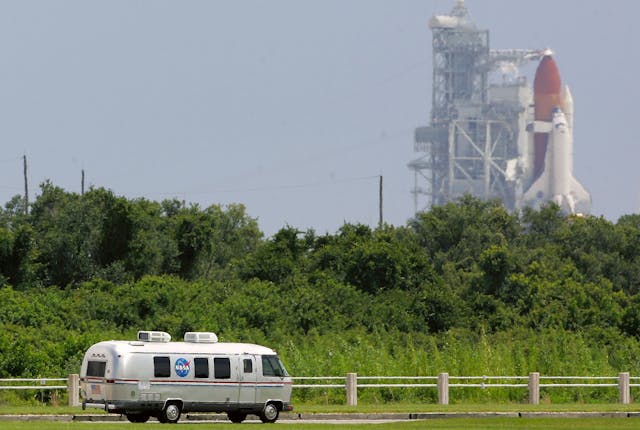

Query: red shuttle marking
[[533, 55, 564, 179]]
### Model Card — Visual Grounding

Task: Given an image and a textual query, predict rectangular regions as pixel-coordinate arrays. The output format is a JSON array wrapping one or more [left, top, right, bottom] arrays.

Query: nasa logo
[[175, 358, 190, 377]]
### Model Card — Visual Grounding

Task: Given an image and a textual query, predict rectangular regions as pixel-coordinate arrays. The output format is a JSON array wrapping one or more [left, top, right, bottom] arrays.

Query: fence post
[[346, 373, 357, 406], [68, 374, 80, 407], [528, 372, 540, 405], [619, 372, 630, 404], [437, 372, 449, 405]]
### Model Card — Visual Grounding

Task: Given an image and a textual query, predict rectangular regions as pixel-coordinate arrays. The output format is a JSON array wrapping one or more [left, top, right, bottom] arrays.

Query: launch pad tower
[[409, 0, 543, 212]]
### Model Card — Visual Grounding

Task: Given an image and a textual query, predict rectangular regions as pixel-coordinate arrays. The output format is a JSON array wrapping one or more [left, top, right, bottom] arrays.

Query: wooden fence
[[1, 373, 637, 407], [0, 375, 79, 406], [292, 372, 638, 405]]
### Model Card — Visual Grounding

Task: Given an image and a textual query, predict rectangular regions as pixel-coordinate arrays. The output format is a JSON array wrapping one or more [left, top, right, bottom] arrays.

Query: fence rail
[[0, 378, 68, 390], [292, 372, 635, 406]]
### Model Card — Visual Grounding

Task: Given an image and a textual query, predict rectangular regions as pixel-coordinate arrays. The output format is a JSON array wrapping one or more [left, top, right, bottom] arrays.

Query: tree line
[[2, 184, 640, 403]]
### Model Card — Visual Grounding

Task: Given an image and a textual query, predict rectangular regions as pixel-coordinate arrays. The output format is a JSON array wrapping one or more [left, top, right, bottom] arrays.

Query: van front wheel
[[161, 402, 182, 424], [260, 403, 279, 423]]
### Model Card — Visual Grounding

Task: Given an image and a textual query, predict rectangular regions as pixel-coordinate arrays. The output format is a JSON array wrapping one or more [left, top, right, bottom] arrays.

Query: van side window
[[214, 357, 231, 379], [86, 361, 106, 377], [154, 356, 171, 377], [194, 358, 209, 378], [243, 359, 253, 373]]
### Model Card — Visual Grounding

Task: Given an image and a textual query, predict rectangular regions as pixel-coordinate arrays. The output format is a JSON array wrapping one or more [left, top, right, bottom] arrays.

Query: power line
[[153, 175, 381, 197], [0, 156, 22, 163]]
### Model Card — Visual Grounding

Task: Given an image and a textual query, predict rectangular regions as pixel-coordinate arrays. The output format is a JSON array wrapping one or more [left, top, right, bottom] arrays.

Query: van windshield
[[262, 355, 289, 377]]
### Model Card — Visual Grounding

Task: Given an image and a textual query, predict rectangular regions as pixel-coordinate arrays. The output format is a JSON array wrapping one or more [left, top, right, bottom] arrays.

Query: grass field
[[2, 419, 640, 430], [294, 402, 640, 413]]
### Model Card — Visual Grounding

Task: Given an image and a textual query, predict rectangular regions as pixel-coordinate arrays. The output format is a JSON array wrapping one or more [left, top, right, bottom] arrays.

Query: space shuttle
[[523, 52, 591, 215]]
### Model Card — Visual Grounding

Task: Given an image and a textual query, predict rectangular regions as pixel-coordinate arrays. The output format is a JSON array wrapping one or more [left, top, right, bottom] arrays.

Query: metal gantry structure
[[409, 0, 544, 213]]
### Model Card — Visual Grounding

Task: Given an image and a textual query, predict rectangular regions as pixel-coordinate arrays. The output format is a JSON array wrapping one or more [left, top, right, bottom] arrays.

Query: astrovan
[[80, 331, 293, 423]]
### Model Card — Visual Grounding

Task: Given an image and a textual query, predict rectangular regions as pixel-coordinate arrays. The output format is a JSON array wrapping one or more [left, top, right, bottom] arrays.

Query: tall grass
[[276, 328, 640, 404], [3, 327, 639, 407]]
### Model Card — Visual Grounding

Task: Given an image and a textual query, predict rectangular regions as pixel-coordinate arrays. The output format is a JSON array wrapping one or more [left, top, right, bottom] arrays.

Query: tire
[[259, 403, 279, 423], [227, 411, 247, 423], [160, 402, 182, 424], [125, 413, 150, 423]]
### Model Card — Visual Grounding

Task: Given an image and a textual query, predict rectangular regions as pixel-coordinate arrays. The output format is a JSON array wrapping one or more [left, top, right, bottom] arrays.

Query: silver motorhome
[[80, 331, 292, 423]]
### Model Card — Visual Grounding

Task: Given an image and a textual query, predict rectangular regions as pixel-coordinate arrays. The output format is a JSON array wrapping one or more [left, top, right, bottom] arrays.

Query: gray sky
[[1, 0, 637, 236]]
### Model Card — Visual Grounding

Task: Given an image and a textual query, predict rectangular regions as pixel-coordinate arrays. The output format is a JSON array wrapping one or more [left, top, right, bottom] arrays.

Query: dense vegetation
[[2, 183, 640, 403]]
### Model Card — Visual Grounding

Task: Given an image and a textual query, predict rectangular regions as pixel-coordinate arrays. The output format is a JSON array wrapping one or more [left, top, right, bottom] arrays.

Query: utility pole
[[81, 169, 85, 195], [23, 154, 28, 214], [378, 175, 383, 229]]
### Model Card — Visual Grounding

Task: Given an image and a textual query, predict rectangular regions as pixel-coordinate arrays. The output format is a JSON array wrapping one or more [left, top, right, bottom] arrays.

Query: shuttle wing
[[568, 176, 591, 215], [522, 171, 550, 206]]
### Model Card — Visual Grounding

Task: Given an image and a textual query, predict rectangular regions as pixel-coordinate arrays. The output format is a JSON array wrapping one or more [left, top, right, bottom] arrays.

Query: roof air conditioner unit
[[137, 331, 171, 343], [184, 332, 218, 343]]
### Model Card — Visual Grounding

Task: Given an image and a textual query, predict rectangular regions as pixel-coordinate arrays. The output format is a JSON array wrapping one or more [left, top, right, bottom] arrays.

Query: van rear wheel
[[259, 403, 279, 423], [160, 402, 182, 424], [227, 411, 247, 423], [126, 413, 150, 423]]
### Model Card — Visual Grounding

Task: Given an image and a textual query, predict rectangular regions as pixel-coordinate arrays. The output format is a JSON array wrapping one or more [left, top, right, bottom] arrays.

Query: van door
[[258, 354, 289, 404], [238, 355, 256, 405], [212, 356, 239, 404]]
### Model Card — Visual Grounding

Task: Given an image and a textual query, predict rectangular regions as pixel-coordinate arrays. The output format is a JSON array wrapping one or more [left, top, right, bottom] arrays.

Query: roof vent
[[137, 331, 171, 343], [184, 332, 218, 343]]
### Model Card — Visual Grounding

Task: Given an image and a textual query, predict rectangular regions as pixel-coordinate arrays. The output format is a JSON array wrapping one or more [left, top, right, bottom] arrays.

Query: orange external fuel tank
[[533, 55, 564, 179]]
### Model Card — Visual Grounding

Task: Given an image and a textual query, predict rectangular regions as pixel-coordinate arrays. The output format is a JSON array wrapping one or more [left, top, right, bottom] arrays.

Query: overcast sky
[[0, 0, 637, 236]]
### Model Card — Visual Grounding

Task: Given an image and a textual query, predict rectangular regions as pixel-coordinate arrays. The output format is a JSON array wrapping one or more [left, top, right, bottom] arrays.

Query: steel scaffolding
[[409, 0, 543, 213]]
